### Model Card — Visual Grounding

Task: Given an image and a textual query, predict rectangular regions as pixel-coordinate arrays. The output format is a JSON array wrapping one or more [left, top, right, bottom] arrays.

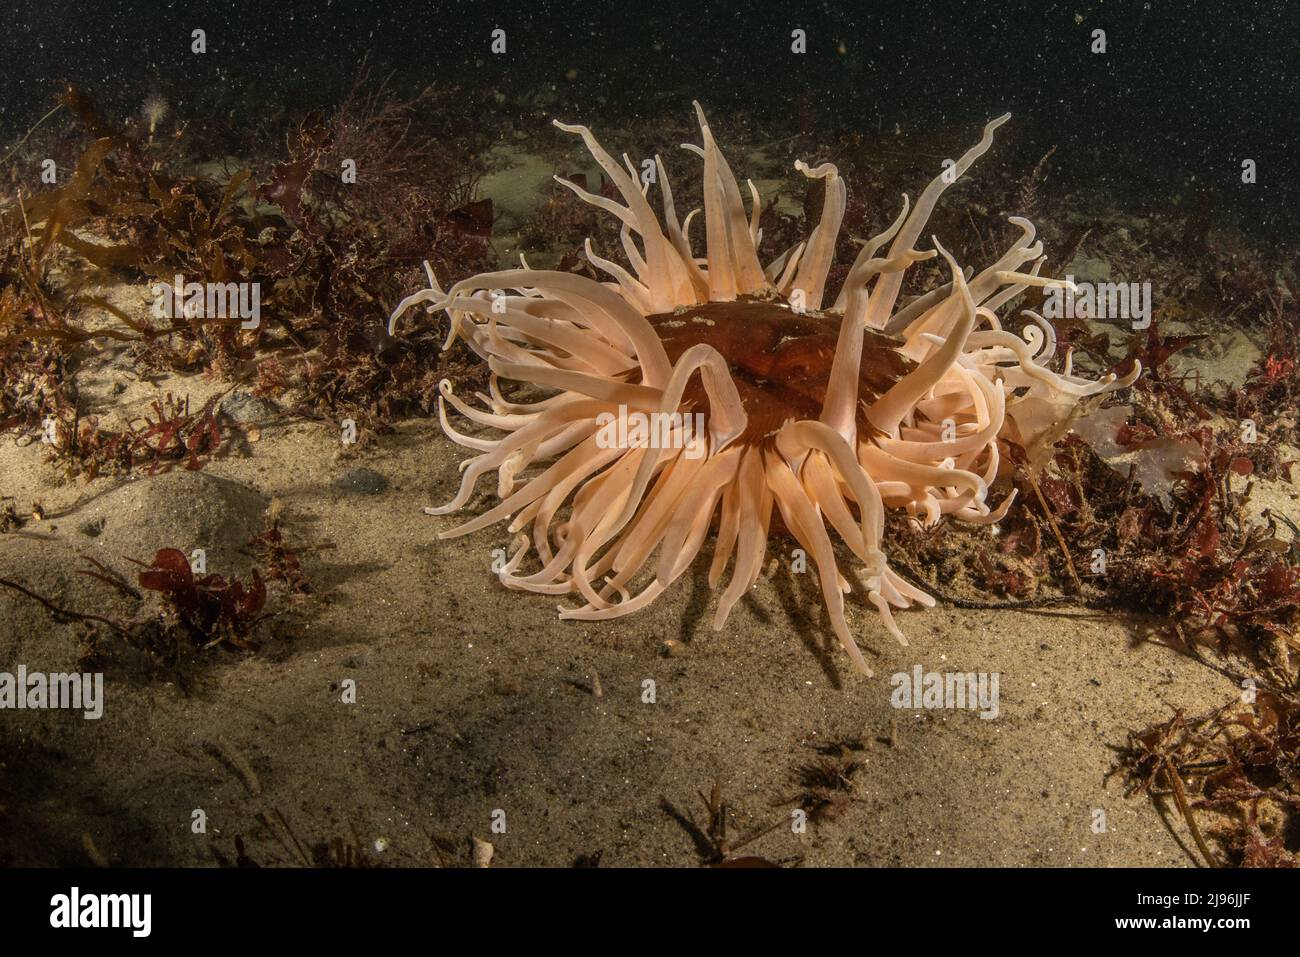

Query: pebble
[[221, 390, 280, 424], [78, 517, 106, 537], [332, 467, 390, 495]]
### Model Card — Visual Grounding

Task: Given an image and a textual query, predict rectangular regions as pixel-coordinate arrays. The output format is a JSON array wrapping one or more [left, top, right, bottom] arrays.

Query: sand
[[0, 352, 1243, 867]]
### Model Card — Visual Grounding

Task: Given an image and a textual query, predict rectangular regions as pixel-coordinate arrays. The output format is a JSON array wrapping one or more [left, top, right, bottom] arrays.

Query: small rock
[[332, 468, 390, 495], [221, 390, 279, 424], [1062, 255, 1112, 285], [79, 471, 268, 579], [78, 517, 106, 538]]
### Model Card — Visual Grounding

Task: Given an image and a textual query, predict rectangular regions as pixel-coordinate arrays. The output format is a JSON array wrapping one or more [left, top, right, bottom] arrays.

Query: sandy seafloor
[[0, 145, 1291, 869]]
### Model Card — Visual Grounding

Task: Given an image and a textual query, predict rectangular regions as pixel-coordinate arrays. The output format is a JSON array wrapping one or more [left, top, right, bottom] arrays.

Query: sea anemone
[[389, 104, 1140, 675]]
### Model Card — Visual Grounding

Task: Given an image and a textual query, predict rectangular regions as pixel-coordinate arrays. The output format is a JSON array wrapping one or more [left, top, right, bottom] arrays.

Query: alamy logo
[[50, 887, 151, 937], [151, 275, 261, 329], [890, 665, 1000, 719], [595, 404, 707, 459], [1041, 275, 1151, 329], [0, 666, 103, 719]]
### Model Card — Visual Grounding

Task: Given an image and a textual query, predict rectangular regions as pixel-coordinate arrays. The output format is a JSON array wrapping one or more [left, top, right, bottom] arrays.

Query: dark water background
[[2, 0, 1296, 237]]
